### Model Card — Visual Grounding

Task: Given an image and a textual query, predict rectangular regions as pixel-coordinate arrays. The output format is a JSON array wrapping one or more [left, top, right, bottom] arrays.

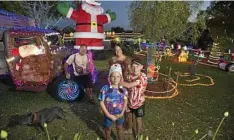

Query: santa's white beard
[[82, 2, 104, 15]]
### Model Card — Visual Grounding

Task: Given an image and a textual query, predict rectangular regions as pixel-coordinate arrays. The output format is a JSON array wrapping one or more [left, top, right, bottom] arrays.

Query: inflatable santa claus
[[57, 0, 116, 50]]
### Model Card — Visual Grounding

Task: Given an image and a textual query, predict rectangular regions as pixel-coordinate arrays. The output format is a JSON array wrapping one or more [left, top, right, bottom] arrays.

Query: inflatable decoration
[[178, 50, 189, 62], [165, 48, 173, 57], [218, 52, 234, 72], [171, 44, 174, 49], [57, 0, 116, 50], [147, 64, 156, 80], [177, 44, 181, 50]]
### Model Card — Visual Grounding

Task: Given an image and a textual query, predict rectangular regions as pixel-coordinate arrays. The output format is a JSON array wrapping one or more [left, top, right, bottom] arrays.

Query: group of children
[[99, 58, 147, 140]]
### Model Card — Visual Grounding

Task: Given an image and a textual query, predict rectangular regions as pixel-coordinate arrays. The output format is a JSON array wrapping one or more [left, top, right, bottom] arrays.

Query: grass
[[0, 55, 234, 140]]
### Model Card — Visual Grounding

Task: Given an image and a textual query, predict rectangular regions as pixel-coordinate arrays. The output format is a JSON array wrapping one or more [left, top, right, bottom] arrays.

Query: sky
[[58, 1, 211, 31]]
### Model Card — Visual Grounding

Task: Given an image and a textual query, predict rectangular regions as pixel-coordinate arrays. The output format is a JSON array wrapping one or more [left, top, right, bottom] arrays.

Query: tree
[[0, 1, 26, 15], [19, 1, 62, 28], [129, 2, 192, 42], [128, 1, 207, 44], [111, 26, 125, 33], [184, 10, 207, 46], [197, 29, 213, 50], [205, 1, 234, 51], [0, 1, 65, 29]]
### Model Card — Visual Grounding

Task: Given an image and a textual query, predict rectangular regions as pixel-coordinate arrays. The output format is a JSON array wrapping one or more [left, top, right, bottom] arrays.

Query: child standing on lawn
[[99, 64, 128, 140], [121, 58, 147, 140]]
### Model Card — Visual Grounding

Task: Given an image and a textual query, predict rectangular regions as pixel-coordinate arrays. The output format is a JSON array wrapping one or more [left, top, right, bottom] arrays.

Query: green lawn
[[0, 56, 233, 140]]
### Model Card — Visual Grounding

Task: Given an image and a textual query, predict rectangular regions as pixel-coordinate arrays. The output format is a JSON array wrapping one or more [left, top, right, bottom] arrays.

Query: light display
[[57, 1, 116, 50], [165, 48, 173, 57], [57, 80, 80, 101], [197, 60, 218, 68], [4, 26, 66, 92], [145, 72, 179, 99], [0, 9, 35, 27], [145, 71, 214, 99], [147, 45, 162, 82], [178, 50, 189, 62], [87, 50, 98, 83], [175, 72, 214, 86], [207, 43, 222, 65], [8, 26, 60, 36]]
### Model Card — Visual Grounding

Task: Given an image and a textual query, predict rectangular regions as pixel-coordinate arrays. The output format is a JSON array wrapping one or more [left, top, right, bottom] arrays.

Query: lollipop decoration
[[57, 80, 80, 101]]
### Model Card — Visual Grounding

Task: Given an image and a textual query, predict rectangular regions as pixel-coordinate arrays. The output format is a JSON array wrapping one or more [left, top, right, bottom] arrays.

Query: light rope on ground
[[185, 76, 200, 82], [145, 72, 179, 99], [197, 59, 218, 67], [175, 72, 214, 86]]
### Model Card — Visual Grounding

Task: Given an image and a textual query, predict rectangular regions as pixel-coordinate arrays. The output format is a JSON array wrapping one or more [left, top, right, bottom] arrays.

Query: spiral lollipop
[[57, 80, 80, 101]]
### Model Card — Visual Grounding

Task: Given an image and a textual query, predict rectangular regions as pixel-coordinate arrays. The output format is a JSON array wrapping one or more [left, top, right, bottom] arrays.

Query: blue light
[[10, 26, 59, 34], [0, 9, 30, 21]]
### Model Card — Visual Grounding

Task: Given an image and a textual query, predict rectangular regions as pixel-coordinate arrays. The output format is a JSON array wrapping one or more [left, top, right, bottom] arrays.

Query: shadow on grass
[[68, 70, 120, 139], [68, 71, 105, 139], [69, 101, 106, 139]]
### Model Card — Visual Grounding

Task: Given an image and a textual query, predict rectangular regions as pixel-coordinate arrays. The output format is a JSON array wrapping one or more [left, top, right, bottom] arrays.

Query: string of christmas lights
[[197, 59, 218, 67], [0, 9, 36, 27], [145, 72, 179, 99], [185, 76, 200, 82], [175, 72, 215, 86], [0, 9, 30, 20], [8, 26, 60, 36], [207, 43, 222, 65]]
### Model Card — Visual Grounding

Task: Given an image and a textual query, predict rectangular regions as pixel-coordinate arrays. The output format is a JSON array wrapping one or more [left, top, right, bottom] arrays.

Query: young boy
[[121, 58, 147, 140], [99, 64, 128, 140]]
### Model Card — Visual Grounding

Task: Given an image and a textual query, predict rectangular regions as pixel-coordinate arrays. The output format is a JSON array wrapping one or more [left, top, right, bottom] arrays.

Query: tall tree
[[129, 1, 191, 42], [206, 1, 234, 51], [128, 1, 207, 45], [185, 10, 207, 46], [0, 1, 26, 15], [19, 1, 61, 28]]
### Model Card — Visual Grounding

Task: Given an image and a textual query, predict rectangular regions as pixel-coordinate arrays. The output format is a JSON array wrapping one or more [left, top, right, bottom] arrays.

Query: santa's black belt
[[76, 23, 102, 26]]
